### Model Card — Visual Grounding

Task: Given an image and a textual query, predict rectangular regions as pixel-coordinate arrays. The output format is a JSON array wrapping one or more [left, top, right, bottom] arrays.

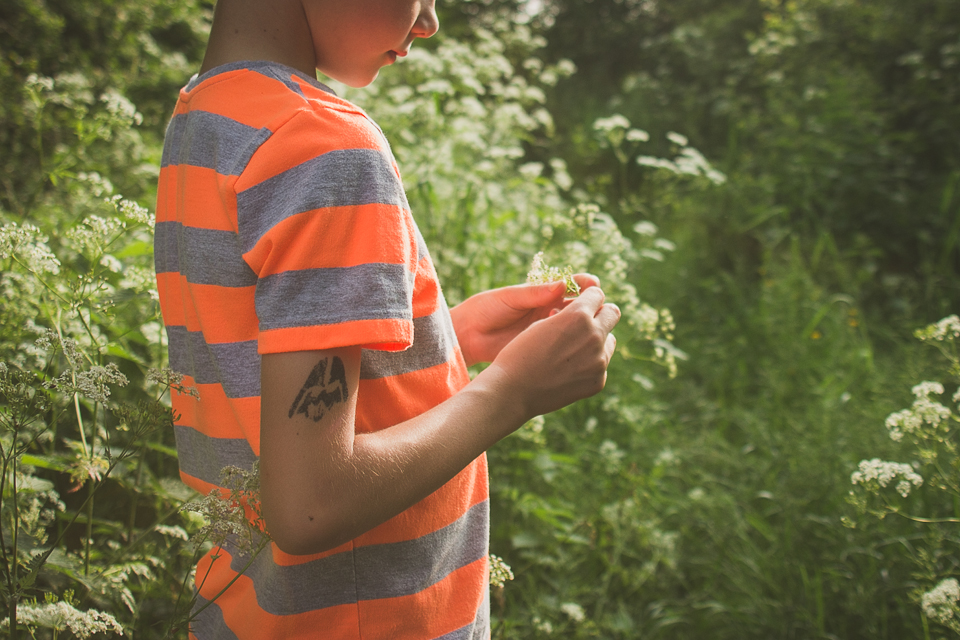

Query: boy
[[154, 0, 620, 637]]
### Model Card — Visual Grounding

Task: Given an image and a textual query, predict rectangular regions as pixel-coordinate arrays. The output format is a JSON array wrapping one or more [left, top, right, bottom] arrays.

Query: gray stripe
[[434, 589, 490, 640], [184, 60, 336, 97], [236, 148, 409, 253], [167, 326, 260, 398], [227, 499, 489, 614], [414, 225, 430, 263], [256, 263, 413, 332], [360, 307, 457, 380], [154, 222, 257, 287], [161, 110, 271, 175], [189, 595, 241, 640], [175, 426, 258, 485]]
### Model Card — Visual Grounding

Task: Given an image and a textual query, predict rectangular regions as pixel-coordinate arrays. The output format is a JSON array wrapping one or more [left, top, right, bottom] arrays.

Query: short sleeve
[[235, 107, 417, 355]]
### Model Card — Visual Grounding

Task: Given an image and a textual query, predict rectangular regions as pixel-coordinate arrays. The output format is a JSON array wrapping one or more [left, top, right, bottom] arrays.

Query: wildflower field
[[2, 0, 960, 637]]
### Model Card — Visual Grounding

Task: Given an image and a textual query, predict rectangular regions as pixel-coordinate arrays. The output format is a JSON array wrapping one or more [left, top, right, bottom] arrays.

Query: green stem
[[84, 482, 94, 577], [894, 512, 960, 524], [9, 451, 18, 640], [181, 540, 268, 628]]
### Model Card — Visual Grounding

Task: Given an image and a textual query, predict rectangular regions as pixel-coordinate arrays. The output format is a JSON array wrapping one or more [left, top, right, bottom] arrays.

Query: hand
[[482, 285, 620, 421], [450, 274, 601, 367]]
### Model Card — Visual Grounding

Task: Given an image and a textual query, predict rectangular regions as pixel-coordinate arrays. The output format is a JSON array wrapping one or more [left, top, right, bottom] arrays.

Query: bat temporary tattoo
[[288, 356, 348, 422]]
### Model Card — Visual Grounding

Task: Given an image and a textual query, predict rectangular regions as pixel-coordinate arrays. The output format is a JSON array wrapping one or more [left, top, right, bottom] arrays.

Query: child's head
[[303, 0, 439, 87], [202, 0, 439, 87]]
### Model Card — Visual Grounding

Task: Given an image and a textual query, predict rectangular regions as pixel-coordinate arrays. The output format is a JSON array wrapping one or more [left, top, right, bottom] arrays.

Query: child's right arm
[[259, 285, 619, 555]]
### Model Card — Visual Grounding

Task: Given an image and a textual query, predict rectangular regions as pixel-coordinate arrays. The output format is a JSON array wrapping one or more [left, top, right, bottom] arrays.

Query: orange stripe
[[156, 165, 239, 231], [179, 469, 213, 496], [235, 108, 384, 192], [176, 70, 306, 130], [158, 276, 257, 343], [412, 256, 441, 319], [356, 455, 488, 547], [173, 379, 260, 451], [245, 204, 418, 277], [189, 282, 258, 342], [156, 272, 188, 327], [270, 539, 354, 566], [258, 318, 413, 355], [358, 557, 488, 639], [355, 354, 469, 432], [194, 550, 361, 640]]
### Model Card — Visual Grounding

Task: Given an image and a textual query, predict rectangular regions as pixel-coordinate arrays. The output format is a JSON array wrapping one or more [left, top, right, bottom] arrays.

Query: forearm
[[262, 362, 527, 555]]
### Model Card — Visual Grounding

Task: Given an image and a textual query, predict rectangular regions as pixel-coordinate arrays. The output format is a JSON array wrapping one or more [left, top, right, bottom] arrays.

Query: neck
[[199, 0, 316, 77]]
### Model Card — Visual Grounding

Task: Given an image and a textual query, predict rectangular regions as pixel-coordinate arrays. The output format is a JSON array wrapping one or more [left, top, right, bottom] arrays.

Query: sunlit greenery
[[1, 0, 959, 637]]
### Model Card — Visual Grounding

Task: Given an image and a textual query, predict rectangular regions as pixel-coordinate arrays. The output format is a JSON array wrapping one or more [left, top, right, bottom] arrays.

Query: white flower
[[666, 131, 689, 146], [101, 89, 142, 124], [489, 554, 514, 587], [633, 221, 658, 236], [554, 59, 577, 77], [593, 114, 631, 132], [560, 602, 585, 623], [640, 249, 665, 262], [922, 578, 960, 625], [518, 162, 543, 179], [851, 458, 923, 496], [912, 381, 944, 398], [8, 601, 124, 639], [626, 128, 650, 142], [917, 315, 960, 341], [100, 254, 123, 272], [654, 238, 676, 251]]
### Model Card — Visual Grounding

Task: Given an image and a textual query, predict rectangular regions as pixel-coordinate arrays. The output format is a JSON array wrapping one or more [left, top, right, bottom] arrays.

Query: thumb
[[504, 280, 566, 309]]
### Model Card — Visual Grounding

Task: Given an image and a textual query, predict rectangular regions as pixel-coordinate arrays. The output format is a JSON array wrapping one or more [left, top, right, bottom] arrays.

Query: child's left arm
[[450, 274, 601, 367]]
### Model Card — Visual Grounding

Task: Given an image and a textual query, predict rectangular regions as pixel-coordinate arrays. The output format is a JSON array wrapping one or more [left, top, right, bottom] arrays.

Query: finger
[[595, 302, 621, 331], [565, 285, 605, 313], [604, 332, 617, 364], [503, 280, 566, 309], [573, 273, 601, 291]]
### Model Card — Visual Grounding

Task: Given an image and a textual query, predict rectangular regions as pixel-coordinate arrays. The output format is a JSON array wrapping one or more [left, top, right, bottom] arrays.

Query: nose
[[412, 0, 439, 38]]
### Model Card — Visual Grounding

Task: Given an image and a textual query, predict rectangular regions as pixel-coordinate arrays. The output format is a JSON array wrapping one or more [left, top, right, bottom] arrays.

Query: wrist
[[450, 304, 479, 367], [470, 362, 534, 435]]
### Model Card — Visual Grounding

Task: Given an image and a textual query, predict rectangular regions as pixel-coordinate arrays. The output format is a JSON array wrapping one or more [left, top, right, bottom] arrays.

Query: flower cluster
[[922, 578, 960, 631], [6, 601, 124, 639], [526, 251, 580, 296], [884, 381, 953, 442], [489, 554, 515, 588], [850, 459, 923, 497], [44, 363, 129, 404], [914, 314, 960, 342], [182, 462, 268, 556], [0, 222, 61, 274], [559, 601, 586, 623], [637, 134, 727, 185]]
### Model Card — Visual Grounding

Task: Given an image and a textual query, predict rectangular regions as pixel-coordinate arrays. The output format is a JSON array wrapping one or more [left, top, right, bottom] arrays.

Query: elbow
[[263, 504, 354, 556]]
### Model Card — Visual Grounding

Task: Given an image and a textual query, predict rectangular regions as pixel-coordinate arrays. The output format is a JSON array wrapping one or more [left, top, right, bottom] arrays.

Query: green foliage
[[1, 0, 958, 638]]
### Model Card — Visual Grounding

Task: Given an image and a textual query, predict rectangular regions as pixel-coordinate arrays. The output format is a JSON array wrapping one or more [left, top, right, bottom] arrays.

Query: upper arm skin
[[259, 346, 362, 554]]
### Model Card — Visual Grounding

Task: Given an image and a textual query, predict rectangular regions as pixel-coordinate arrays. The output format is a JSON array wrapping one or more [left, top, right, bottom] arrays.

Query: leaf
[[20, 453, 67, 472]]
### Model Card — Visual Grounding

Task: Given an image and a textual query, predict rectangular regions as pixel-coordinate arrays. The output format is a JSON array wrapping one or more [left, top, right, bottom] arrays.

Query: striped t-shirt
[[155, 61, 490, 640]]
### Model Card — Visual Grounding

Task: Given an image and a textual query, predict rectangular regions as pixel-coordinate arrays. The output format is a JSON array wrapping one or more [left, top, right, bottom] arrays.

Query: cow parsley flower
[[922, 578, 960, 627], [593, 114, 631, 132], [526, 252, 579, 296], [913, 381, 944, 398], [489, 554, 514, 588], [851, 459, 923, 496], [560, 602, 586, 623], [916, 315, 960, 342], [666, 131, 689, 146], [7, 601, 124, 639]]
